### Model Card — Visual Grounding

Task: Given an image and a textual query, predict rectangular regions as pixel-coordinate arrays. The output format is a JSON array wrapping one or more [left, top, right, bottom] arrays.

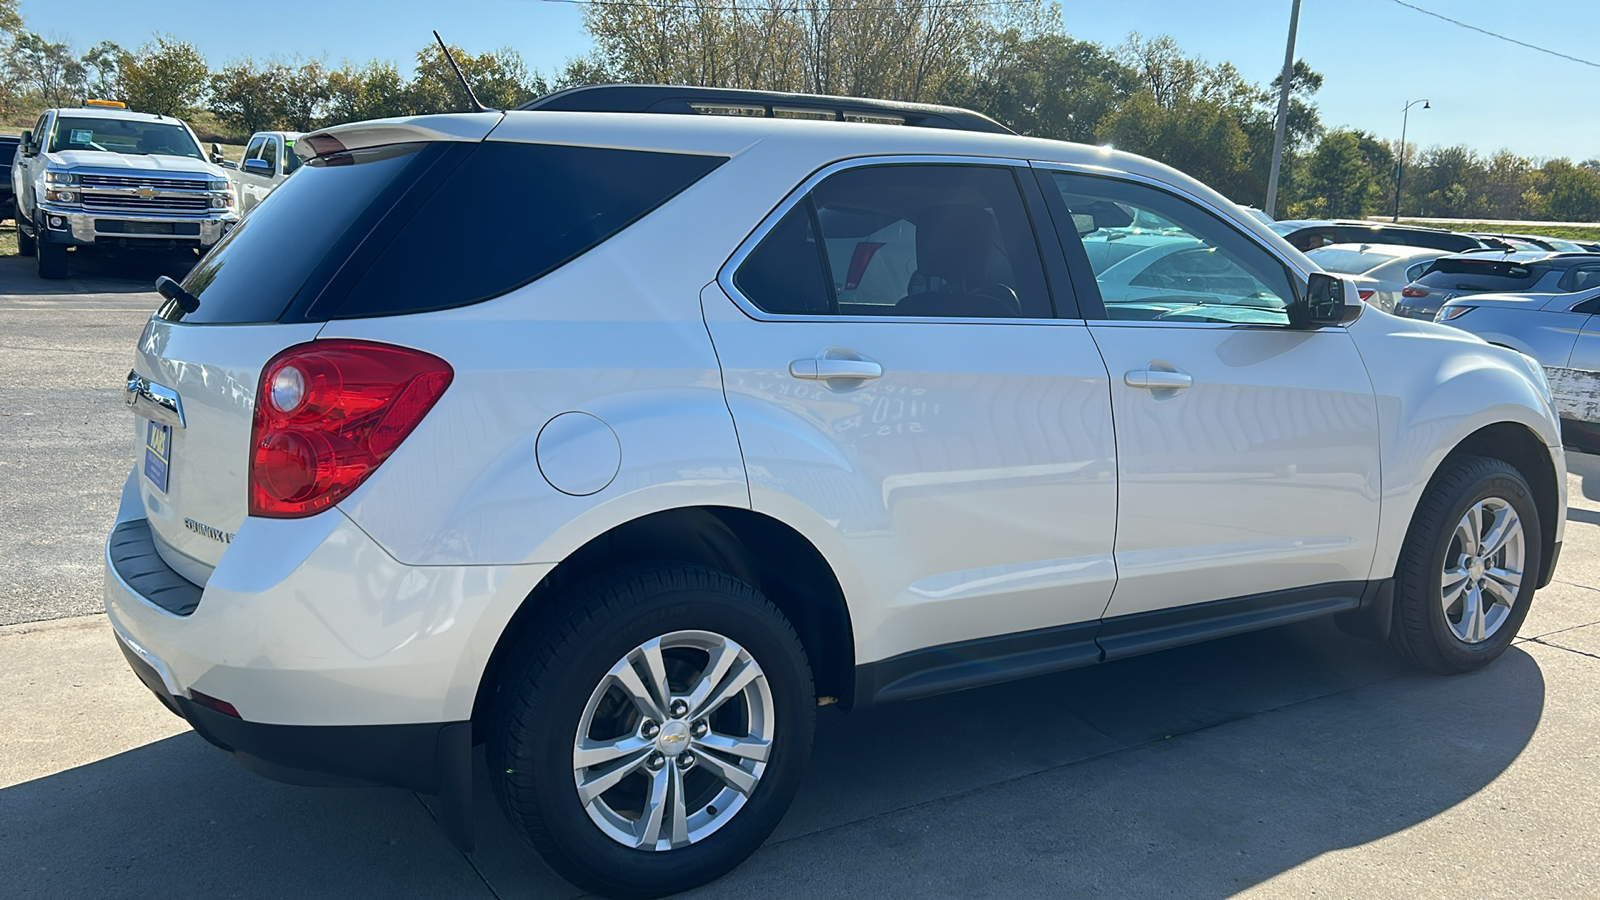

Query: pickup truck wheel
[[16, 218, 35, 256], [37, 240, 68, 279], [1389, 455, 1540, 675], [489, 565, 815, 899]]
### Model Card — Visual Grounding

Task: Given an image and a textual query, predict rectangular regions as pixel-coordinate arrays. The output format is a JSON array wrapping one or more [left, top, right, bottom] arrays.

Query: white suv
[[106, 86, 1566, 898]]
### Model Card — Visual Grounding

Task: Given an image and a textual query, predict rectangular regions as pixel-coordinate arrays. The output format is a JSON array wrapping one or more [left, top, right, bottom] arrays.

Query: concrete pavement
[[3, 253, 1599, 897]]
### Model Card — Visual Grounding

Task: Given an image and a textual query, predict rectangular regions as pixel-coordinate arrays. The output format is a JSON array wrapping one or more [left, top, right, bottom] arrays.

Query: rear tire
[[1389, 456, 1541, 674], [489, 564, 815, 899], [17, 217, 35, 257], [37, 240, 68, 279]]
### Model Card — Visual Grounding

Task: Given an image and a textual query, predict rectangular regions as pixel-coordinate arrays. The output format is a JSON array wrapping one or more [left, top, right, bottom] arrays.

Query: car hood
[[44, 150, 227, 178]]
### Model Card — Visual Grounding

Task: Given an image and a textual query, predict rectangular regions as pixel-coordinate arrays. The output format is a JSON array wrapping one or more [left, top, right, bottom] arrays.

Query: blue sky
[[20, 0, 1600, 161]]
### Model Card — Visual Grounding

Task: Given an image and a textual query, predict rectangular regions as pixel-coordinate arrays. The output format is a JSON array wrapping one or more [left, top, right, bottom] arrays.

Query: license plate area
[[143, 420, 171, 493]]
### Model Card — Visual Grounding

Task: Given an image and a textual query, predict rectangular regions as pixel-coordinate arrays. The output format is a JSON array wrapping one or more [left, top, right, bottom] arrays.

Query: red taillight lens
[[1357, 290, 1375, 301], [1401, 286, 1429, 298], [249, 340, 452, 518]]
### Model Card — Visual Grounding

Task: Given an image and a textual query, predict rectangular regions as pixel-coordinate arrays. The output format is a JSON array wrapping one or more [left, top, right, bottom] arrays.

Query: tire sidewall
[[498, 571, 814, 897], [1412, 467, 1541, 668]]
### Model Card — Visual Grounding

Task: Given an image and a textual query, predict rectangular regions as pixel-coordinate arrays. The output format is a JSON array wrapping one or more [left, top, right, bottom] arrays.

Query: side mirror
[[243, 157, 274, 177], [1299, 272, 1363, 327], [210, 142, 225, 164], [19, 129, 32, 156]]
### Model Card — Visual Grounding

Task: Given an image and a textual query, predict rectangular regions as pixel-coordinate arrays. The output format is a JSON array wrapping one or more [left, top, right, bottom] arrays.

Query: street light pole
[[1391, 98, 1430, 223], [1264, 0, 1302, 218]]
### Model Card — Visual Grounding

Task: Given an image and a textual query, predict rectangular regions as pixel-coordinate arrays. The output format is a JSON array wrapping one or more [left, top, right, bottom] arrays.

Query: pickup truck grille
[[82, 194, 210, 214], [79, 174, 207, 192]]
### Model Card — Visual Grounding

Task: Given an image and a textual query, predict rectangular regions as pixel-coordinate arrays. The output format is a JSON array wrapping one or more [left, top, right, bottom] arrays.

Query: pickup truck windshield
[[48, 116, 202, 158]]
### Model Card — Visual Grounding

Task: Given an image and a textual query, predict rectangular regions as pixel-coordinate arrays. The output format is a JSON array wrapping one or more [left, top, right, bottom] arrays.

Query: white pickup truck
[[229, 130, 305, 214], [14, 105, 238, 279]]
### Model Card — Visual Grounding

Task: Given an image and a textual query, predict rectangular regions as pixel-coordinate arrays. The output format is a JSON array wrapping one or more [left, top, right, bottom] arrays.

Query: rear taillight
[[1357, 290, 1375, 302], [1401, 286, 1429, 298], [249, 340, 452, 518]]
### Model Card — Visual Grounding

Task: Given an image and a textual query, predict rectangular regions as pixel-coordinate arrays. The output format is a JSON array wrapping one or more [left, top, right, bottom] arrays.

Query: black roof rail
[[517, 84, 1014, 135]]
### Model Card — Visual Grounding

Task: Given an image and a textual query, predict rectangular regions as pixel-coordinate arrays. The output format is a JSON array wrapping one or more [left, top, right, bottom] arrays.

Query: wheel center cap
[[1469, 558, 1485, 581], [656, 720, 691, 756]]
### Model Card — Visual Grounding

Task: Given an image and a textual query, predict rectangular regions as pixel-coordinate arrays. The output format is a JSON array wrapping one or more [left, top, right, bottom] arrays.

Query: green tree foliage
[[408, 43, 540, 112], [4, 33, 86, 108], [1299, 129, 1392, 219], [118, 35, 209, 117], [210, 57, 331, 135], [959, 30, 1136, 143], [324, 60, 410, 125]]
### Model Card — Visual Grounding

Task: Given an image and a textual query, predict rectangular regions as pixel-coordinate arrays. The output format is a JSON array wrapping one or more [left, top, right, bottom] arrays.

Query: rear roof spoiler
[[297, 112, 503, 160]]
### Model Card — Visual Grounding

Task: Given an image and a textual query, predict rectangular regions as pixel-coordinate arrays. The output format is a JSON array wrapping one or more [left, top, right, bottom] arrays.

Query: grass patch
[[1401, 221, 1600, 242]]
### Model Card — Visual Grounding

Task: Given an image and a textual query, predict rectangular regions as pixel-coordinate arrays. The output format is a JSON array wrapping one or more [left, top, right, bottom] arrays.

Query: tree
[[80, 40, 122, 98], [212, 56, 331, 135], [1300, 129, 1391, 219], [323, 60, 410, 126], [118, 35, 208, 117], [5, 33, 86, 108], [1541, 159, 1600, 222], [958, 30, 1136, 142], [409, 43, 539, 113]]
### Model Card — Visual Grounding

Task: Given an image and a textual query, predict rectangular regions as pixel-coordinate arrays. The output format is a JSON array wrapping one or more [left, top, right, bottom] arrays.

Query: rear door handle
[[791, 357, 883, 381], [1124, 367, 1192, 391]]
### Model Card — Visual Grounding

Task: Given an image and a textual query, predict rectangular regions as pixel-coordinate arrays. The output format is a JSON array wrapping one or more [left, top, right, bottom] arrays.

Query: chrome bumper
[[37, 204, 236, 247]]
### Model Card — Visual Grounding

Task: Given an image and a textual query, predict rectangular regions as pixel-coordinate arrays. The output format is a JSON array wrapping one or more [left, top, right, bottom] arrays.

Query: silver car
[[1304, 243, 1449, 313], [1435, 262, 1600, 446], [1395, 251, 1598, 320]]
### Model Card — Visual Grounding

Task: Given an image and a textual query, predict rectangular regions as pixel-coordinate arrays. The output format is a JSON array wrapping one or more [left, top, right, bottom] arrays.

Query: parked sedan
[[1468, 232, 1590, 253], [1268, 219, 1485, 253], [1304, 242, 1450, 313], [1394, 251, 1600, 320]]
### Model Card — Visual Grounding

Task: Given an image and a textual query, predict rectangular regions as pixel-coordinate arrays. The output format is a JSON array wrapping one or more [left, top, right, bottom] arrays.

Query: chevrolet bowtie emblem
[[136, 185, 158, 199]]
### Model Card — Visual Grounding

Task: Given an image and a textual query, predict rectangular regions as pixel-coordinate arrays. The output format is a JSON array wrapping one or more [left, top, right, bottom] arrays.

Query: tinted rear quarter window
[[1416, 259, 1539, 292], [333, 142, 724, 319], [174, 141, 724, 324], [178, 142, 438, 324]]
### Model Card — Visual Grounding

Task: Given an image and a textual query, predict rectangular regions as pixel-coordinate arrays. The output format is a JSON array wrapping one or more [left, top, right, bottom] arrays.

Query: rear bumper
[[115, 630, 463, 791], [102, 468, 551, 785]]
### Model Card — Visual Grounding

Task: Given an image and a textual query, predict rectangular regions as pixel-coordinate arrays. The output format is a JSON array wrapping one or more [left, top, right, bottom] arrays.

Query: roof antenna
[[433, 30, 491, 113]]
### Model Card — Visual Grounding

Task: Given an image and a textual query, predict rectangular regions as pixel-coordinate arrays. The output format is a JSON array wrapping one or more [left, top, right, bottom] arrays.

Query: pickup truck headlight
[[44, 171, 80, 185], [209, 192, 234, 209], [207, 179, 230, 191], [44, 188, 78, 204], [1435, 305, 1474, 322]]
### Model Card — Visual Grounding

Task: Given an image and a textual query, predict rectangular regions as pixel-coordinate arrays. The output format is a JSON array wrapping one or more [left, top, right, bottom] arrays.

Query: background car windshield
[[1415, 259, 1538, 292], [1307, 247, 1398, 275], [48, 117, 202, 158]]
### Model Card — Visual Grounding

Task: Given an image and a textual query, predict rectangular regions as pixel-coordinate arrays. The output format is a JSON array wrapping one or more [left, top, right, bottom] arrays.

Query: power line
[[1387, 0, 1600, 69]]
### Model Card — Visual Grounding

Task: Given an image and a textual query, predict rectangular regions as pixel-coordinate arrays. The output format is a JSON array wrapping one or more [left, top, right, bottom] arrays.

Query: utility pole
[[1264, 0, 1302, 218], [1392, 99, 1431, 222]]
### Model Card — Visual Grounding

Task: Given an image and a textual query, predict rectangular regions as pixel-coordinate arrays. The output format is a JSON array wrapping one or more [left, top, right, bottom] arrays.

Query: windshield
[[48, 116, 202, 158], [1307, 247, 1398, 275]]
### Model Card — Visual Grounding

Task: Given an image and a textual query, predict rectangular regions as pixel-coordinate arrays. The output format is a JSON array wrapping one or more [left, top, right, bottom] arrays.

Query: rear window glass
[[1416, 259, 1538, 292], [1306, 247, 1398, 275], [176, 143, 438, 324], [333, 142, 725, 319]]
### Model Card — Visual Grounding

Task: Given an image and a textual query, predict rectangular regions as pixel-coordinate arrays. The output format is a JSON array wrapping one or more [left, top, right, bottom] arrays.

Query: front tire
[[1389, 456, 1541, 674], [37, 240, 68, 279], [489, 565, 815, 899]]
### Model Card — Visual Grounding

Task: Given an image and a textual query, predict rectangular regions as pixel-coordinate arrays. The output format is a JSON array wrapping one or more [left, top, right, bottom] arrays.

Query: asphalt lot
[[4, 252, 1600, 898]]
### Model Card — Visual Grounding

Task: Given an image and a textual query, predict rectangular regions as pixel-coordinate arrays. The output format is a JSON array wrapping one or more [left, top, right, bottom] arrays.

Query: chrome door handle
[[791, 357, 883, 381], [1124, 367, 1192, 391]]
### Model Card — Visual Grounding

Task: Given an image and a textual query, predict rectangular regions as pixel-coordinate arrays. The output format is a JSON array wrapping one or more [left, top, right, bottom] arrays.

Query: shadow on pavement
[[1, 620, 1544, 899], [0, 247, 197, 296]]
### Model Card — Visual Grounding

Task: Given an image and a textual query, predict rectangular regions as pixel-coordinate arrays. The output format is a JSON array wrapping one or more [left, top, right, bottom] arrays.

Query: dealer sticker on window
[[143, 420, 171, 493], [70, 129, 93, 144]]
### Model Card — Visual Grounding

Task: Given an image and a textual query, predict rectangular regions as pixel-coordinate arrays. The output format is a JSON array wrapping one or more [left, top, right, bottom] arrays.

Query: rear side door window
[[1038, 170, 1296, 326], [1559, 264, 1600, 293], [734, 163, 1055, 319], [242, 135, 266, 167]]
